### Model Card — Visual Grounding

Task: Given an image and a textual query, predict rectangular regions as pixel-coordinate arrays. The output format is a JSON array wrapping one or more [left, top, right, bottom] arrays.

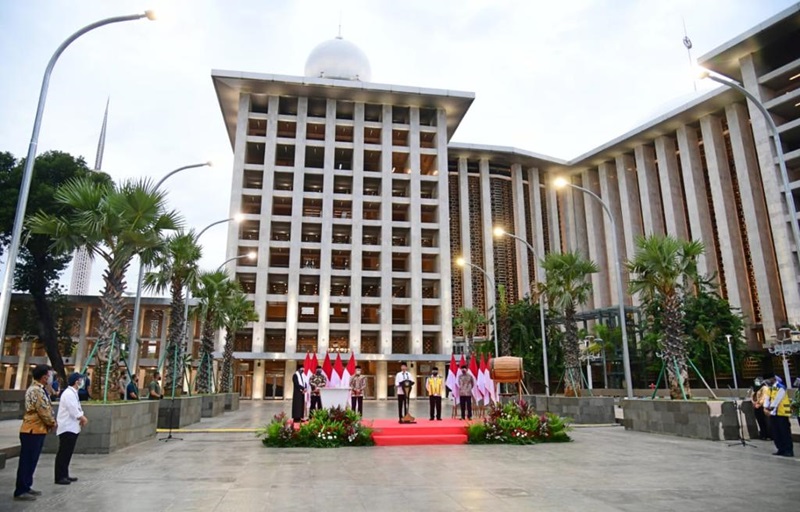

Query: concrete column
[[615, 154, 644, 260], [409, 107, 423, 355], [634, 144, 665, 236], [700, 114, 753, 319], [380, 104, 394, 355], [654, 136, 688, 240], [349, 102, 365, 354], [726, 101, 784, 339], [545, 184, 562, 253], [73, 306, 91, 372], [14, 340, 31, 390], [283, 360, 296, 400], [741, 54, 800, 325], [252, 360, 265, 400], [3, 368, 13, 389], [529, 168, 546, 276], [676, 125, 718, 278], [598, 162, 625, 306], [479, 159, 497, 323], [582, 169, 609, 309], [458, 157, 472, 308], [511, 163, 530, 299], [376, 360, 388, 400], [316, 99, 337, 349], [436, 108, 454, 355]]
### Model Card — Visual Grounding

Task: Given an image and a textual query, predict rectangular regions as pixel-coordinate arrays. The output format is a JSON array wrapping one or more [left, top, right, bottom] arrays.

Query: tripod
[[727, 389, 756, 448], [159, 343, 183, 442]]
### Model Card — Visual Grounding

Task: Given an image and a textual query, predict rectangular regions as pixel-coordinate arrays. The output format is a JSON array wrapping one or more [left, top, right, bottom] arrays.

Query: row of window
[[254, 198, 440, 222], [240, 332, 443, 355], [232, 250, 440, 273], [248, 121, 438, 148], [262, 303, 442, 325], [242, 172, 439, 199], [249, 96, 438, 126], [238, 274, 442, 299]]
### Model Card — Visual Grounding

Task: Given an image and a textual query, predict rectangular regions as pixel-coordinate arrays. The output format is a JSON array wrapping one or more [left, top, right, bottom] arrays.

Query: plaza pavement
[[0, 400, 797, 512]]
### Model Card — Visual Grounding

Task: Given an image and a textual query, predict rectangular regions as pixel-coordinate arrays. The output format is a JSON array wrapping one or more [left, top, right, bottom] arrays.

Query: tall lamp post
[[553, 177, 634, 399], [493, 227, 550, 395], [455, 257, 499, 358], [725, 334, 738, 390], [0, 10, 156, 357], [128, 161, 212, 372], [217, 252, 257, 273], [769, 328, 799, 390]]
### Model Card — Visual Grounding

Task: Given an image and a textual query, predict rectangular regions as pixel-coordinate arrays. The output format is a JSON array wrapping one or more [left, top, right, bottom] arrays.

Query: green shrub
[[256, 407, 374, 448], [467, 400, 571, 445]]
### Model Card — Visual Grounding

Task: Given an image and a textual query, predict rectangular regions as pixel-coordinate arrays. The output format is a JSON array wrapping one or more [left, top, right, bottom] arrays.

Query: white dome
[[304, 36, 371, 82]]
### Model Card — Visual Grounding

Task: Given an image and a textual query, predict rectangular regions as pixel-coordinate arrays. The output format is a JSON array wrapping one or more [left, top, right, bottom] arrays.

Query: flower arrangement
[[257, 407, 374, 448], [467, 400, 571, 445]]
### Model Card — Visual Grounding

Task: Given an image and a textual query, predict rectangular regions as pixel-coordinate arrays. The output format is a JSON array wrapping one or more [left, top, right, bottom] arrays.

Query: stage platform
[[367, 418, 472, 446]]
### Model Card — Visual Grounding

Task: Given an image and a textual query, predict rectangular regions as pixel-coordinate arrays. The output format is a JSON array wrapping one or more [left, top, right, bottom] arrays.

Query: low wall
[[621, 399, 744, 441], [158, 396, 202, 429], [201, 394, 226, 418], [223, 392, 240, 412], [0, 390, 27, 421], [44, 400, 159, 454], [532, 395, 616, 424]]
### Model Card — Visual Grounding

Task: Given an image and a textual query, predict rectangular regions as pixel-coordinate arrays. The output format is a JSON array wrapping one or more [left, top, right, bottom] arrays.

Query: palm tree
[[627, 235, 704, 399], [453, 307, 488, 355], [192, 270, 234, 394], [497, 285, 511, 356], [541, 251, 598, 397], [694, 324, 720, 389], [28, 177, 180, 398], [144, 231, 202, 395], [219, 287, 258, 393]]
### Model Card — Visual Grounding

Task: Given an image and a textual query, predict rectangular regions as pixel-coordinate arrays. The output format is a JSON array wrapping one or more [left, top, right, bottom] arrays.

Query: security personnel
[[764, 376, 794, 457], [426, 367, 444, 421]]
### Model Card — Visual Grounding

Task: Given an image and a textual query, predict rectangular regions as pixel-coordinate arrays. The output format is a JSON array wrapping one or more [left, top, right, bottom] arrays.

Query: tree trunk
[[663, 293, 691, 399], [26, 255, 67, 388], [195, 312, 215, 394], [562, 303, 582, 397], [92, 262, 128, 400], [220, 331, 234, 393], [163, 280, 185, 397]]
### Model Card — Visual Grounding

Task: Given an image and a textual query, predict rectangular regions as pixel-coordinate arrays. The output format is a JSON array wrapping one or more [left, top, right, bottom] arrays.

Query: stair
[[370, 419, 469, 446]]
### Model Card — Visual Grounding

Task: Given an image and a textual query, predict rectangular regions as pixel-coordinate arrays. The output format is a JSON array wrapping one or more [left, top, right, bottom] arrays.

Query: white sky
[[0, 0, 796, 296]]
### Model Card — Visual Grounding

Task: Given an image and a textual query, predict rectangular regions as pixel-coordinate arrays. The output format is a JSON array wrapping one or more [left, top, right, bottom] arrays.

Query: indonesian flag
[[302, 352, 311, 380], [341, 354, 355, 391], [330, 353, 344, 388], [469, 353, 482, 403], [322, 353, 333, 382], [446, 354, 459, 405], [484, 354, 496, 403], [307, 353, 318, 381], [477, 353, 487, 403]]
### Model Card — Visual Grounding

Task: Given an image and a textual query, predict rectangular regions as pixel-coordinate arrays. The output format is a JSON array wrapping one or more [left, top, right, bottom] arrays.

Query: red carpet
[[367, 418, 471, 446]]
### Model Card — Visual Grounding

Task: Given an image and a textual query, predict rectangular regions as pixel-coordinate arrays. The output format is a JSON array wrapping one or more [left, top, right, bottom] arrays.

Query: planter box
[[222, 392, 240, 412], [532, 395, 616, 424], [0, 390, 27, 421], [157, 396, 202, 429], [622, 399, 745, 441], [44, 400, 159, 454], [201, 394, 226, 418]]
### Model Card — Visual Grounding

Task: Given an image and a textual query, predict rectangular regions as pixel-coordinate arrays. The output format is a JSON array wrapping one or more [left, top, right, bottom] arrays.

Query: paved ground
[[0, 400, 797, 512]]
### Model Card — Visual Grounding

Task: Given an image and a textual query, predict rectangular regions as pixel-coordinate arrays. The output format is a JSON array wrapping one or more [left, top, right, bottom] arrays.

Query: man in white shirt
[[55, 373, 88, 485], [395, 362, 413, 422]]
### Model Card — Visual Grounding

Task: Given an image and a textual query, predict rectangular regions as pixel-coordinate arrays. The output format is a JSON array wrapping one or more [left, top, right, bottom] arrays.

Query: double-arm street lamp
[[0, 10, 156, 357], [553, 177, 634, 399], [455, 257, 499, 358], [217, 252, 257, 273], [493, 227, 550, 395]]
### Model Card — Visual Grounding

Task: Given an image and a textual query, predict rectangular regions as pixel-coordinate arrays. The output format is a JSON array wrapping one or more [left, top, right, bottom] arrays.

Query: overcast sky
[[0, 0, 796, 296]]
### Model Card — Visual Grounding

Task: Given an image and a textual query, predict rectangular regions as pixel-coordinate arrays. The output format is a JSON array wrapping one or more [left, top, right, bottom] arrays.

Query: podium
[[320, 388, 350, 409]]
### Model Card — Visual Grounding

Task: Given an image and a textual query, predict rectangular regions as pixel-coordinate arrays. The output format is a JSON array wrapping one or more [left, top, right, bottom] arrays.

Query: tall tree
[[219, 287, 258, 393], [192, 270, 234, 394], [28, 176, 181, 398], [0, 151, 109, 386], [453, 307, 488, 355], [144, 231, 202, 395], [541, 251, 598, 397], [497, 284, 511, 356], [627, 235, 704, 399]]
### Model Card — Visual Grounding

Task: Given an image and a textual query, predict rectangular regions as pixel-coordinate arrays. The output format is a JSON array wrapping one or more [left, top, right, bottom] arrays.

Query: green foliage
[[257, 407, 374, 448], [454, 307, 488, 354], [467, 400, 571, 445]]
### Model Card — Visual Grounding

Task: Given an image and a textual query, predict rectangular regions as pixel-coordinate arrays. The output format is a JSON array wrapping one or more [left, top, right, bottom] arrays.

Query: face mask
[[356, 370, 361, 375], [47, 372, 54, 385], [77, 380, 84, 389], [432, 372, 438, 376], [316, 370, 322, 375]]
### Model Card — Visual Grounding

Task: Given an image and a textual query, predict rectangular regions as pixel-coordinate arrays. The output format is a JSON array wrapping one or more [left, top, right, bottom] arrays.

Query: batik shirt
[[309, 374, 327, 395], [350, 375, 367, 396], [457, 372, 475, 397], [20, 381, 56, 435]]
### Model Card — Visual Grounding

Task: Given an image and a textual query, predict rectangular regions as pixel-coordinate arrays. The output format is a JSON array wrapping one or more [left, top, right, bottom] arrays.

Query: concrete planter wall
[[222, 392, 240, 411], [201, 394, 226, 418], [44, 400, 159, 454], [622, 399, 745, 441], [0, 390, 26, 421], [157, 396, 202, 429], [532, 395, 616, 424]]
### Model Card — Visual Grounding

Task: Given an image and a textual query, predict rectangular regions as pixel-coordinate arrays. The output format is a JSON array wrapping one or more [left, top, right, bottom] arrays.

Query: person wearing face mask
[[55, 373, 88, 485], [426, 367, 444, 421], [394, 362, 414, 422], [291, 365, 307, 422], [350, 365, 367, 415], [309, 365, 327, 412], [148, 372, 163, 400], [13, 364, 56, 501], [457, 365, 475, 420]]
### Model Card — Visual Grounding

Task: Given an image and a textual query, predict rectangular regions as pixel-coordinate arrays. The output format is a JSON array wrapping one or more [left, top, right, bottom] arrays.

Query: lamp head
[[246, 251, 257, 260], [233, 213, 245, 223], [205, 160, 214, 168], [694, 65, 710, 80], [144, 10, 157, 21], [493, 226, 505, 238], [455, 257, 466, 267], [553, 177, 569, 189]]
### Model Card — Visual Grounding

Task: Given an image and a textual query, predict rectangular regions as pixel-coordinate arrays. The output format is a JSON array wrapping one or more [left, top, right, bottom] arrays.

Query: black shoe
[[437, 418, 442, 421], [55, 479, 71, 485], [27, 489, 42, 496], [13, 494, 36, 501], [772, 451, 784, 456], [67, 477, 78, 482], [461, 417, 465, 420], [430, 418, 435, 421]]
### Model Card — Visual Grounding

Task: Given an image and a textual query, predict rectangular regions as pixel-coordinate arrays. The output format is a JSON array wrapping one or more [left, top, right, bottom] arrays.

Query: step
[[372, 434, 468, 446], [372, 425, 467, 436]]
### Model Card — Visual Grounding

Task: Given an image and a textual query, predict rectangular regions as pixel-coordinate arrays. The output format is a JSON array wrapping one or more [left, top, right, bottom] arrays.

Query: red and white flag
[[469, 354, 482, 403], [484, 354, 496, 403], [477, 353, 487, 403], [322, 353, 333, 383], [341, 353, 356, 391], [307, 353, 318, 381], [446, 354, 459, 405], [330, 353, 344, 388]]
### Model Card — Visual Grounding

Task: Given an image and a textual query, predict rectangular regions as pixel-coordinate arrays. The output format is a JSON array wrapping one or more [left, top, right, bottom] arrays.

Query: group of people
[[750, 375, 797, 457], [12, 366, 165, 501], [291, 364, 369, 422]]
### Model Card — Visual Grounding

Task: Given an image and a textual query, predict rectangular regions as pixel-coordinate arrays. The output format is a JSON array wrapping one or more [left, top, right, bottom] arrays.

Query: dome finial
[[337, 11, 342, 39], [304, 34, 372, 81]]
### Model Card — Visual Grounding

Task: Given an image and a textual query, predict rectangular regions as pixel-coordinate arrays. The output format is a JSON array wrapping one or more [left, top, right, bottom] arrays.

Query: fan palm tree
[[144, 231, 202, 395], [192, 270, 234, 394], [219, 288, 258, 393], [541, 251, 598, 397], [453, 307, 488, 355], [28, 177, 180, 398], [627, 235, 704, 399]]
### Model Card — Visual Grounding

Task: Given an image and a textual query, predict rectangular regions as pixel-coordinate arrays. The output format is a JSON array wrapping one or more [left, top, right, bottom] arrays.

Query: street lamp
[[455, 257, 499, 358], [697, 68, 800, 274], [217, 252, 257, 273], [725, 334, 738, 390], [769, 328, 799, 390], [493, 226, 550, 395], [0, 10, 156, 358], [553, 177, 634, 399], [128, 161, 212, 372]]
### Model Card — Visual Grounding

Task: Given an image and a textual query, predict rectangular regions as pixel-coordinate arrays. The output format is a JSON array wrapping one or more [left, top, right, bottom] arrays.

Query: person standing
[[148, 373, 163, 400], [77, 374, 91, 402], [395, 362, 413, 422], [750, 377, 770, 440], [764, 376, 794, 457], [14, 364, 56, 501], [426, 367, 444, 421], [309, 366, 327, 412], [457, 365, 475, 420], [126, 376, 139, 401], [350, 365, 367, 416], [55, 373, 88, 485], [117, 372, 128, 401], [291, 366, 307, 422]]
